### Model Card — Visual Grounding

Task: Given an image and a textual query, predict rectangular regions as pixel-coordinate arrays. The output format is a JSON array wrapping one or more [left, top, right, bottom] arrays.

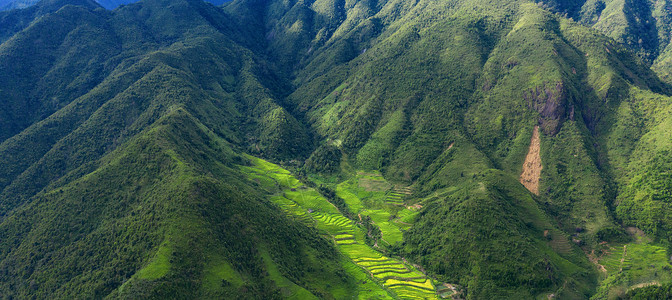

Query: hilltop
[[1, 0, 672, 298]]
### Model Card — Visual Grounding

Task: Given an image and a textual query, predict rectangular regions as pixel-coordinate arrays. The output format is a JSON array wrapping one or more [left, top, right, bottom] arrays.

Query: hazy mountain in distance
[[1, 0, 228, 10]]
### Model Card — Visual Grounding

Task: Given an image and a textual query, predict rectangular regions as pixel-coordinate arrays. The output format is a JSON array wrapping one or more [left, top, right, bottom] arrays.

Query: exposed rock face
[[524, 81, 568, 135]]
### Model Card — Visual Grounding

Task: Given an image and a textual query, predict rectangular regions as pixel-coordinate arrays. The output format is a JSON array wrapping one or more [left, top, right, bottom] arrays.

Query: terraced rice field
[[385, 192, 404, 205], [333, 232, 356, 245], [395, 286, 439, 299], [344, 248, 435, 299], [385, 186, 412, 206], [367, 209, 404, 245], [394, 210, 416, 231], [436, 285, 456, 298], [269, 196, 315, 226], [242, 156, 440, 299], [336, 175, 419, 246], [313, 212, 352, 227], [600, 245, 626, 275], [601, 252, 623, 275], [313, 209, 437, 298], [596, 242, 672, 295], [547, 229, 573, 255]]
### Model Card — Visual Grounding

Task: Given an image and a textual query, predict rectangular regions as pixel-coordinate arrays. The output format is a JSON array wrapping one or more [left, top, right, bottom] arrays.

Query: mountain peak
[[2, 0, 672, 298], [0, 0, 100, 11], [1, 0, 228, 11]]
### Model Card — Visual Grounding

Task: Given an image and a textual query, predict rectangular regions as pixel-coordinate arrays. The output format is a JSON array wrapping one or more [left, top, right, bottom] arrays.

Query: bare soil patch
[[520, 126, 542, 194]]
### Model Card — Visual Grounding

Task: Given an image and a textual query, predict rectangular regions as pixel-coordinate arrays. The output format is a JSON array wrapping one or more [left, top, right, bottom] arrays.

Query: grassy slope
[[0, 0, 312, 213], [1, 0, 672, 298], [282, 0, 672, 297], [0, 0, 328, 297], [0, 108, 358, 299], [259, 0, 672, 296], [241, 155, 440, 299], [593, 239, 671, 299]]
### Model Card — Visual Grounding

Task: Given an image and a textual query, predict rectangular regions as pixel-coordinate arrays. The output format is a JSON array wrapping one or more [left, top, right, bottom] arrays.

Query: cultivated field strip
[[340, 245, 435, 299], [436, 285, 457, 298], [243, 156, 439, 299], [547, 229, 572, 255], [269, 196, 315, 226], [385, 186, 413, 205]]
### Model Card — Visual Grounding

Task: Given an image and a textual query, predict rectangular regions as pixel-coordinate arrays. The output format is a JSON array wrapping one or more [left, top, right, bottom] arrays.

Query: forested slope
[[2, 0, 672, 298], [0, 0, 337, 298]]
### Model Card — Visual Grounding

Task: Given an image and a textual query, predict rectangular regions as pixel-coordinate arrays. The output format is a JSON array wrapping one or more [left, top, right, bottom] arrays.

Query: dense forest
[[2, 0, 672, 298]]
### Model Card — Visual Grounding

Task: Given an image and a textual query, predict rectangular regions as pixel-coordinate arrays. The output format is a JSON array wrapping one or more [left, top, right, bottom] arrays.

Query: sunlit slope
[[282, 0, 672, 297], [0, 0, 311, 214], [0, 108, 358, 299], [0, 1, 325, 297], [242, 156, 441, 300], [1, 0, 672, 298]]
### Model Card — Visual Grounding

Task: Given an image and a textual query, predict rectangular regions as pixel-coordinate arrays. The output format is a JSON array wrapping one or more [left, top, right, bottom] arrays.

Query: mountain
[[0, 0, 323, 297], [528, 0, 672, 84], [2, 0, 672, 298], [0, 0, 34, 10], [0, 0, 227, 11], [277, 0, 672, 296], [0, 0, 101, 10]]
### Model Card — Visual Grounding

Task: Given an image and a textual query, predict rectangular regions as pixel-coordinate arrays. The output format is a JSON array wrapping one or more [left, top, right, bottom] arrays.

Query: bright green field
[[594, 241, 672, 298], [241, 156, 440, 299], [335, 172, 421, 247], [367, 209, 404, 245]]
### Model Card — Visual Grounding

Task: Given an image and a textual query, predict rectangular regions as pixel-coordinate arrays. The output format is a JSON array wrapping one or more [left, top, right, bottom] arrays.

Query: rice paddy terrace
[[336, 173, 420, 246], [241, 156, 452, 299], [592, 233, 672, 297]]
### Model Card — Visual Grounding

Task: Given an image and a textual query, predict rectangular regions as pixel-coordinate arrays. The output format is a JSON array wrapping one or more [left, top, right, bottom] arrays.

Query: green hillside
[[0, 108, 361, 298], [2, 0, 672, 298]]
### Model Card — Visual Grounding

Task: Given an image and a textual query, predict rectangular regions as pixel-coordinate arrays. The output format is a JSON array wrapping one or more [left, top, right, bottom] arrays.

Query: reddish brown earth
[[520, 126, 543, 194]]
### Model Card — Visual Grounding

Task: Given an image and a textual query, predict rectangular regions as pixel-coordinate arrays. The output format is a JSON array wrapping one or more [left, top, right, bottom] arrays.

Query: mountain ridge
[[2, 0, 672, 298]]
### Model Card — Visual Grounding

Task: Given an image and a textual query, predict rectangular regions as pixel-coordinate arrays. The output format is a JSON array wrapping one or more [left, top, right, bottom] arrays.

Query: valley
[[241, 155, 451, 299], [2, 0, 672, 297]]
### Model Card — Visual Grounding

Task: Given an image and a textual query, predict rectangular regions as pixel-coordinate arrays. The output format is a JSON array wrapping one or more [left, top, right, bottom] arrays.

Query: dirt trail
[[520, 126, 542, 195], [586, 249, 608, 274], [629, 281, 660, 291]]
